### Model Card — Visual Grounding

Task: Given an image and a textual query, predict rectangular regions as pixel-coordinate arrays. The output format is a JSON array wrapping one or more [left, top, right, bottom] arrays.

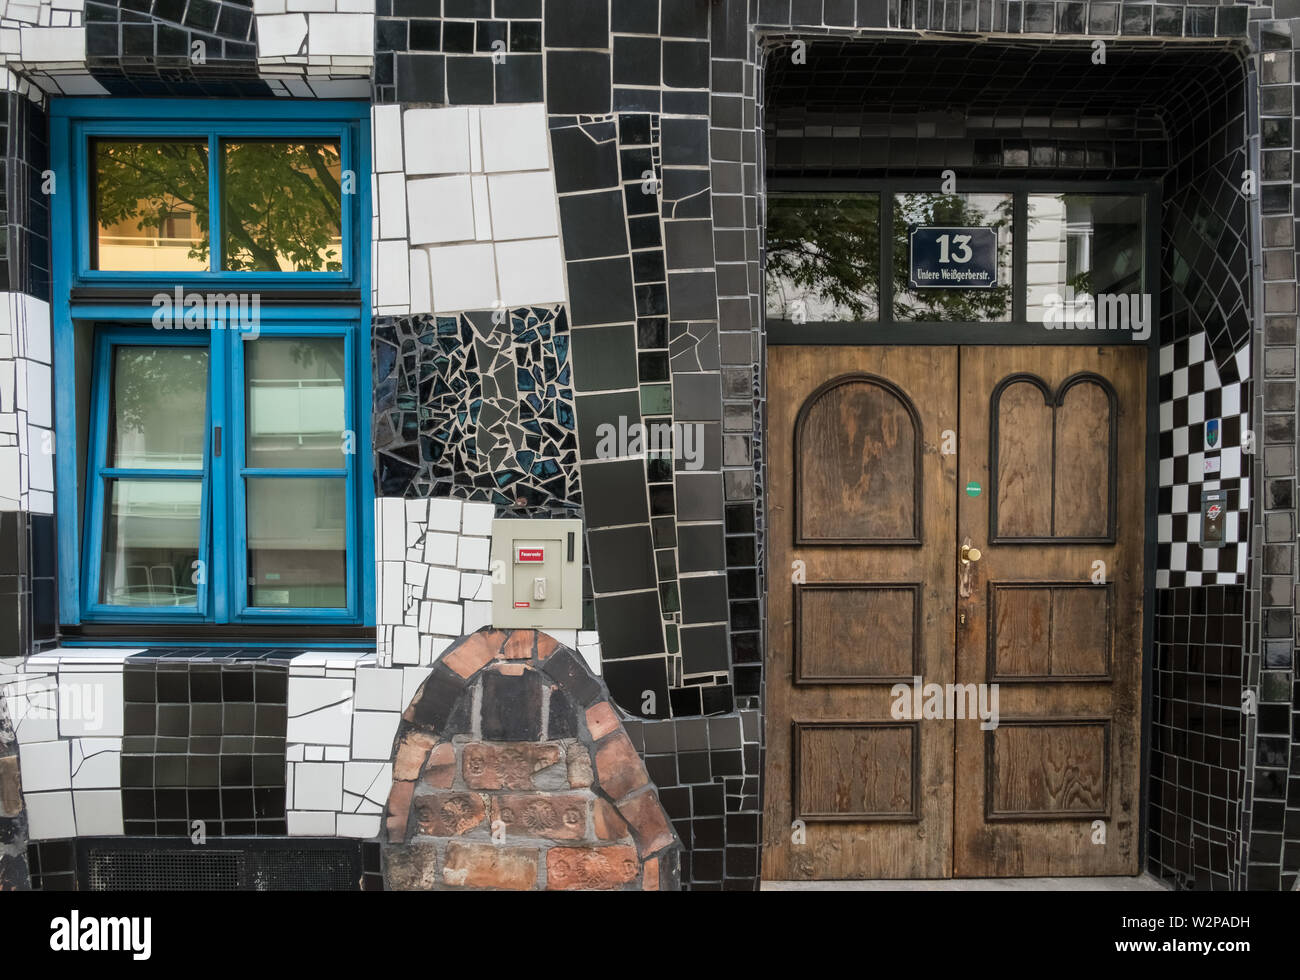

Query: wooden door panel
[[955, 346, 1145, 877], [764, 347, 957, 880]]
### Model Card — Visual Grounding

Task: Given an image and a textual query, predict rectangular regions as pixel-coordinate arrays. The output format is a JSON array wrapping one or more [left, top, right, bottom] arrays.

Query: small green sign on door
[[965, 481, 982, 498]]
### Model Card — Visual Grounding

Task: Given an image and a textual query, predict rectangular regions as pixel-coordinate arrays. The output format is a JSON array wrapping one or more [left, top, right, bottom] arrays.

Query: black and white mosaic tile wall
[[0, 0, 1297, 892]]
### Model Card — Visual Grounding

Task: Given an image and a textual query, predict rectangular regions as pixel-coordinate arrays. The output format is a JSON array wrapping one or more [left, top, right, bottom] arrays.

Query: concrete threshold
[[762, 873, 1169, 891]]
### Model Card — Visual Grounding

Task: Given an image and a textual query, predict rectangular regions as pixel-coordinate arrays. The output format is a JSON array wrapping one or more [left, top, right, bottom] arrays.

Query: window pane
[[93, 139, 210, 272], [1026, 194, 1145, 324], [101, 479, 202, 606], [108, 346, 209, 470], [245, 338, 347, 468], [221, 140, 343, 272], [247, 478, 346, 608], [891, 193, 1014, 322], [766, 193, 880, 321]]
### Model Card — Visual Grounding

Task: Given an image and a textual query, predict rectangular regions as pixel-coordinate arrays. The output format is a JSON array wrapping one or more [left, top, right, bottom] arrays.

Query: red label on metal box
[[513, 601, 531, 608], [516, 547, 545, 563]]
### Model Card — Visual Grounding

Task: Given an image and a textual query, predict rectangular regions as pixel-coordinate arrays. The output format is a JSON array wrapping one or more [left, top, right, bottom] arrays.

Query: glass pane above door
[[891, 192, 1015, 322], [1025, 194, 1145, 324]]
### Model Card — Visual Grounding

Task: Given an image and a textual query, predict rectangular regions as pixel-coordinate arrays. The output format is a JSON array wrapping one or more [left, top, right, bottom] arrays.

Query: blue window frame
[[50, 100, 374, 628]]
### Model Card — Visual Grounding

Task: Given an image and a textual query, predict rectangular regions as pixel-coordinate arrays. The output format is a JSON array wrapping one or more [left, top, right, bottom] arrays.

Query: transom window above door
[[50, 100, 373, 630], [765, 184, 1150, 329]]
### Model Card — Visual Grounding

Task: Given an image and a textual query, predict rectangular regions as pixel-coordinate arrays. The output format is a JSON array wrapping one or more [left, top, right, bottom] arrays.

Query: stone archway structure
[[382, 628, 680, 890]]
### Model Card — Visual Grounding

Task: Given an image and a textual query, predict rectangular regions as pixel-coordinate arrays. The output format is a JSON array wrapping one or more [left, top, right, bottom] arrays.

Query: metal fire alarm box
[[490, 518, 583, 628]]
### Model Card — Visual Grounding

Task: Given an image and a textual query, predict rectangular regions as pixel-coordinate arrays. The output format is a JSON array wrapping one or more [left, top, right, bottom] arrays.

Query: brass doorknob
[[961, 544, 982, 563]]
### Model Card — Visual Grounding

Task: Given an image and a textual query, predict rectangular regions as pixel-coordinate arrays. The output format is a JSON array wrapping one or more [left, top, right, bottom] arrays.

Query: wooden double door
[[763, 346, 1146, 879]]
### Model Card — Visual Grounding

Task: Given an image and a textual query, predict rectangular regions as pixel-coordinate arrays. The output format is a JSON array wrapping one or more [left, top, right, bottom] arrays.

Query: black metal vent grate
[[85, 844, 360, 891]]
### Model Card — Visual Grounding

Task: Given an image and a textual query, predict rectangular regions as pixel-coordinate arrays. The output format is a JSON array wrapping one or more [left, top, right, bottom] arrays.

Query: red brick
[[546, 845, 639, 890], [422, 742, 456, 788], [592, 797, 630, 841], [618, 787, 675, 856], [594, 732, 648, 800], [462, 742, 562, 790], [535, 632, 559, 660], [503, 631, 535, 660], [385, 780, 415, 843], [443, 630, 506, 678], [383, 842, 439, 890], [565, 743, 593, 788], [413, 790, 486, 837], [491, 793, 589, 840], [443, 842, 538, 890], [394, 730, 438, 781], [584, 700, 619, 741], [642, 856, 659, 892]]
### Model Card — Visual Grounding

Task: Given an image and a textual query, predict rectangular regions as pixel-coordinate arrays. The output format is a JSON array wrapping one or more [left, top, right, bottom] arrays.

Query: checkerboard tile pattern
[[1157, 334, 1250, 588]]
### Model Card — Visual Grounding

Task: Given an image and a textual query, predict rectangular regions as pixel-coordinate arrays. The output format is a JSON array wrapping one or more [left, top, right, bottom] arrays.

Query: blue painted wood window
[[50, 100, 374, 627]]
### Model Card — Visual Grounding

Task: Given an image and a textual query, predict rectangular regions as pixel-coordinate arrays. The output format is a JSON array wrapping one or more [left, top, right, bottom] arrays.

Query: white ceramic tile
[[372, 102, 403, 173], [462, 599, 493, 634], [422, 530, 458, 564], [425, 565, 460, 601], [427, 497, 462, 532], [24, 790, 76, 840], [23, 359, 50, 427], [409, 247, 433, 315], [428, 242, 500, 312], [471, 174, 491, 241], [401, 666, 432, 705], [19, 739, 70, 791], [496, 237, 566, 306], [487, 172, 559, 240], [294, 761, 344, 810], [479, 103, 549, 173], [255, 13, 307, 57], [408, 175, 475, 246], [377, 170, 407, 240], [354, 665, 404, 710], [423, 599, 463, 636], [392, 624, 420, 664], [56, 670, 121, 738], [457, 535, 491, 571], [18, 26, 84, 62], [70, 737, 121, 789], [462, 501, 495, 536], [308, 12, 374, 56], [287, 810, 337, 835], [336, 812, 382, 838], [403, 106, 471, 176], [459, 572, 491, 601], [376, 239, 411, 308], [351, 710, 401, 760], [73, 788, 123, 835]]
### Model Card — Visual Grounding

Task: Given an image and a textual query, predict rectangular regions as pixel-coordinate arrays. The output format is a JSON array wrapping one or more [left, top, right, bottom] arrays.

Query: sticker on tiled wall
[[1158, 334, 1249, 588]]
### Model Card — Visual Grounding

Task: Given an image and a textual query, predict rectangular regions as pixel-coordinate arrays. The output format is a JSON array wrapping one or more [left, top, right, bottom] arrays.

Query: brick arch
[[382, 628, 680, 891]]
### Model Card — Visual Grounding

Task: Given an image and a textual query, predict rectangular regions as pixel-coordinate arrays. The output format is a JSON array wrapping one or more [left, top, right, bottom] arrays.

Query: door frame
[[762, 178, 1162, 876]]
